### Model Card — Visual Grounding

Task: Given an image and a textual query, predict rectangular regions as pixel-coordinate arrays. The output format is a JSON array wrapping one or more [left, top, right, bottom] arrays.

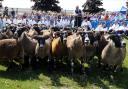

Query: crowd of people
[[0, 6, 128, 32]]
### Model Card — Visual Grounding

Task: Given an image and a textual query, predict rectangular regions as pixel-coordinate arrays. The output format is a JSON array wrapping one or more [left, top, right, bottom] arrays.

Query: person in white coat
[[3, 17, 12, 24], [71, 19, 75, 28], [95, 23, 104, 31], [81, 17, 92, 30], [111, 22, 120, 31], [45, 19, 50, 27], [56, 19, 62, 27], [12, 17, 18, 24], [117, 23, 127, 34], [17, 17, 22, 24], [29, 18, 37, 26], [21, 18, 27, 25]]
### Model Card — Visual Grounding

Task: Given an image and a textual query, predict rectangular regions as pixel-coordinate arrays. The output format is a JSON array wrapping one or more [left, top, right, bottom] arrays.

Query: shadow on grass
[[0, 69, 41, 81], [0, 60, 127, 89]]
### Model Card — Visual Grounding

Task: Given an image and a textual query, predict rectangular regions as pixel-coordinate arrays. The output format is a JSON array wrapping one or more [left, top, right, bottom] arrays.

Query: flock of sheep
[[0, 24, 127, 74]]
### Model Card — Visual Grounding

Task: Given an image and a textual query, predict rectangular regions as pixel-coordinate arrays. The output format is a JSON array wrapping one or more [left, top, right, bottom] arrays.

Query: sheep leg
[[32, 56, 40, 70], [118, 64, 123, 72], [48, 57, 56, 72], [88, 56, 95, 64], [103, 64, 109, 71], [7, 62, 13, 71], [28, 57, 32, 71], [98, 59, 101, 68], [18, 64, 22, 71], [21, 55, 29, 71], [7, 62, 17, 71], [96, 55, 101, 67], [47, 55, 51, 71], [47, 56, 51, 63], [114, 64, 123, 72], [71, 58, 74, 74], [51, 57, 56, 69], [53, 58, 57, 69], [81, 59, 85, 75]]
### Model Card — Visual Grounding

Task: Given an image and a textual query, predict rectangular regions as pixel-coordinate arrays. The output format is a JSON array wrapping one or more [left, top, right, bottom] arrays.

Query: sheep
[[40, 29, 53, 37], [66, 33, 86, 74], [33, 35, 52, 70], [0, 38, 24, 71], [34, 35, 52, 59], [27, 29, 38, 37], [0, 32, 9, 39], [94, 32, 109, 66], [101, 34, 126, 72], [51, 31, 69, 70], [19, 32, 37, 70]]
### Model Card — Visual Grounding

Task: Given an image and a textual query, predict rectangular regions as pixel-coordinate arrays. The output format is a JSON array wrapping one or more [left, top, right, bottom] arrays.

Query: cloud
[[59, 0, 126, 11], [59, 0, 85, 10], [3, 0, 34, 8], [2, 0, 127, 11], [103, 0, 126, 11]]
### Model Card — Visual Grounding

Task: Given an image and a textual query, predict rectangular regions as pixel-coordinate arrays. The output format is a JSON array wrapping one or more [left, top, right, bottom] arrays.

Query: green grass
[[0, 41, 128, 89]]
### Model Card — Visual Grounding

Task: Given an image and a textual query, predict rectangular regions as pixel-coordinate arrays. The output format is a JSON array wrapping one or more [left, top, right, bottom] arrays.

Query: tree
[[82, 0, 105, 13], [31, 0, 61, 12]]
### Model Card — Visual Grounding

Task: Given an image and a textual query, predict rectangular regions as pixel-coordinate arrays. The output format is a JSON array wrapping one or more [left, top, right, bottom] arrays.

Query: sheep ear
[[107, 35, 114, 40], [76, 32, 79, 35], [107, 35, 110, 40], [121, 34, 128, 40]]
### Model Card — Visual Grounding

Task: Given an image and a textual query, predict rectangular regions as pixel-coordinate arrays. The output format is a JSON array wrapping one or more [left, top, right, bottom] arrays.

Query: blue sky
[[2, 0, 127, 11]]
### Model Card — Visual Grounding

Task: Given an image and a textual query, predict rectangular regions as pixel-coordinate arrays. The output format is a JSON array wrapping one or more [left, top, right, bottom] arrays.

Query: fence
[[0, 8, 32, 15]]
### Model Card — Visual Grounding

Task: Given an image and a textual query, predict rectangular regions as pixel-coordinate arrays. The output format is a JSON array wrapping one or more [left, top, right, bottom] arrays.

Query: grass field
[[0, 40, 128, 89]]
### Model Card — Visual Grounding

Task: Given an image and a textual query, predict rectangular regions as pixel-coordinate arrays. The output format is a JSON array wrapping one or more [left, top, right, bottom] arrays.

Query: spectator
[[81, 17, 92, 30], [74, 6, 82, 27], [0, 16, 4, 29], [11, 8, 15, 18], [16, 8, 18, 15], [95, 23, 104, 31], [3, 6, 8, 17], [104, 13, 109, 20]]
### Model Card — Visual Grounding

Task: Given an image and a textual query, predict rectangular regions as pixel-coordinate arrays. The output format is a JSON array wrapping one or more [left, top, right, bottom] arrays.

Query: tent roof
[[120, 6, 127, 11]]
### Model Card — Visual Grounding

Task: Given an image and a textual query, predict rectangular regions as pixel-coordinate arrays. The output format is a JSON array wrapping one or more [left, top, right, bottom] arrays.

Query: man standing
[[3, 6, 8, 17], [74, 6, 82, 27], [11, 8, 15, 18]]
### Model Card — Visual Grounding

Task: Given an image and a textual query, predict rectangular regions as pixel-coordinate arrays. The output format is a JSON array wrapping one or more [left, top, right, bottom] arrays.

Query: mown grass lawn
[[0, 40, 128, 89]]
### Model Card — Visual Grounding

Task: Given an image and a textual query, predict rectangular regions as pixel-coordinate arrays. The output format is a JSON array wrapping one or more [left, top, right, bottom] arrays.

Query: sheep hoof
[[114, 70, 117, 73], [114, 68, 123, 73], [70, 61, 74, 75], [36, 59, 39, 62], [70, 66, 74, 75], [120, 68, 123, 72], [47, 59, 50, 62]]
